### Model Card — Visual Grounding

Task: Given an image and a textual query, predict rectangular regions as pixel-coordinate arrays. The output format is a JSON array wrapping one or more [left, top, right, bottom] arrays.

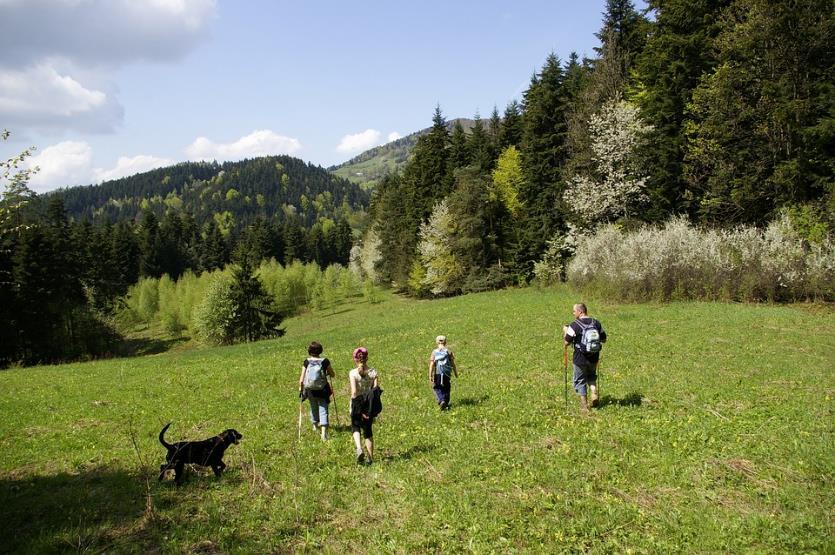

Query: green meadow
[[1, 287, 833, 553]]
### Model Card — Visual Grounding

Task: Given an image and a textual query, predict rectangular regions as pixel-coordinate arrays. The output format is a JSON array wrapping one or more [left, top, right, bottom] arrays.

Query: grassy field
[[1, 286, 833, 553]]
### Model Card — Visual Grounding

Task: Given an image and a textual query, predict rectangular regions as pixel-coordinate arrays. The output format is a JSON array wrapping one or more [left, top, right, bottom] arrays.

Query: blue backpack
[[434, 348, 453, 376], [304, 358, 328, 391]]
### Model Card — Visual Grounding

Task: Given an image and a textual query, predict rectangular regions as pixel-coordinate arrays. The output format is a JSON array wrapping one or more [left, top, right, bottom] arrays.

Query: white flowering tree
[[563, 98, 651, 228], [417, 199, 463, 296]]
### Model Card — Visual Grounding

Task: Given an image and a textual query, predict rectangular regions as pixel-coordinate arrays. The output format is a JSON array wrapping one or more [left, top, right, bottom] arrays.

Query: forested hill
[[329, 118, 476, 189], [49, 155, 370, 227]]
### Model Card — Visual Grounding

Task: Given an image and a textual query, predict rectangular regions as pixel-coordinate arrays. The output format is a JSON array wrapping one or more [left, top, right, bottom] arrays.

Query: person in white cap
[[428, 335, 458, 410]]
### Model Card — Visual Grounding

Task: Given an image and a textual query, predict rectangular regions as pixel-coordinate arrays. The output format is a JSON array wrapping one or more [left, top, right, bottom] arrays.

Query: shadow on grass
[[600, 392, 643, 408], [319, 307, 356, 318], [116, 336, 189, 358], [453, 395, 490, 408], [0, 468, 167, 553], [382, 444, 435, 462]]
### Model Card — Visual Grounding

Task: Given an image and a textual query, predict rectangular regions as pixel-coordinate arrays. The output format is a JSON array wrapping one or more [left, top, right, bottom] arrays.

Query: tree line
[[0, 150, 365, 367], [358, 0, 833, 297]]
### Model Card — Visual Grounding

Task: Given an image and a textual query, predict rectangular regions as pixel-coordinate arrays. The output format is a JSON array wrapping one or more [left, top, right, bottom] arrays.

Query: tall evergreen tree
[[138, 209, 164, 278], [449, 120, 471, 171], [467, 113, 495, 173], [684, 0, 835, 224], [634, 0, 731, 220], [516, 54, 570, 277], [488, 106, 502, 155], [499, 100, 524, 149], [229, 255, 284, 342]]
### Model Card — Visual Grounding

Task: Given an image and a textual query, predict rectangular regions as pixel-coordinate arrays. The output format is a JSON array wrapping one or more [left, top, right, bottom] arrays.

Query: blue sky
[[0, 0, 636, 193]]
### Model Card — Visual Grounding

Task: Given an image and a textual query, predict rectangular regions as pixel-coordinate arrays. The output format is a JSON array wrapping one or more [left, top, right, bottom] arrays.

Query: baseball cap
[[436, 335, 446, 343]]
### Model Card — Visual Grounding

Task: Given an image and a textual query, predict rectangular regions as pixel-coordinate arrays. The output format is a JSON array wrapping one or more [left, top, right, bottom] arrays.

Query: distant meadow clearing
[[1, 286, 832, 553]]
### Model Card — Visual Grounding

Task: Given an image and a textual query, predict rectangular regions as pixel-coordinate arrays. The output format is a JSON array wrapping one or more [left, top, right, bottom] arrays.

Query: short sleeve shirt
[[564, 317, 606, 367], [349, 367, 378, 397]]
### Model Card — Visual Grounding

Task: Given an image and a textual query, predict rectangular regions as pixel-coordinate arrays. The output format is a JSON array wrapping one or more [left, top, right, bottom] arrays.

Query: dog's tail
[[159, 422, 173, 449]]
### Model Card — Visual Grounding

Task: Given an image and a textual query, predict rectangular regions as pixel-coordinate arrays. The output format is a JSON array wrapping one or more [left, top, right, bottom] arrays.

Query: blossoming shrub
[[567, 216, 834, 301]]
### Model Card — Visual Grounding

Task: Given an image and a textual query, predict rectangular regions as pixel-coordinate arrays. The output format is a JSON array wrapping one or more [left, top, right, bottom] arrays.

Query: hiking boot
[[440, 401, 448, 410], [590, 395, 599, 408], [356, 450, 365, 465], [579, 395, 589, 413]]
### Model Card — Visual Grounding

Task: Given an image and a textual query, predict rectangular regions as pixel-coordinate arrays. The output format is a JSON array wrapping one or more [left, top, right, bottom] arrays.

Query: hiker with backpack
[[349, 346, 381, 465], [563, 303, 607, 412], [429, 335, 458, 410], [298, 341, 336, 440]]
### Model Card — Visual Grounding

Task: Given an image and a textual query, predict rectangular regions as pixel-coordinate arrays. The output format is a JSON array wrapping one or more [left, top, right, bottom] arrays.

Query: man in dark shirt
[[563, 303, 607, 412]]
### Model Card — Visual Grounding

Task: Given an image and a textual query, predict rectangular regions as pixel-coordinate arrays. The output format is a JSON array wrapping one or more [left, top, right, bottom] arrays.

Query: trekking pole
[[563, 345, 569, 412], [297, 389, 304, 442], [596, 356, 601, 402], [329, 378, 340, 427]]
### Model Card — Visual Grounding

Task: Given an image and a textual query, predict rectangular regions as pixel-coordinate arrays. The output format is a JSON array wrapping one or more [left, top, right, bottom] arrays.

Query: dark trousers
[[433, 373, 451, 405]]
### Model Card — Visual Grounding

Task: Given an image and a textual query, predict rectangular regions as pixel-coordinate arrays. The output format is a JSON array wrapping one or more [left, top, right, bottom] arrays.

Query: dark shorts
[[351, 416, 373, 438]]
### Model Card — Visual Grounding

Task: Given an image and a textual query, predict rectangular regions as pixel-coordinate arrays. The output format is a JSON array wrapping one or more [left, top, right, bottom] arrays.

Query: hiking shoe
[[590, 397, 599, 408], [440, 401, 448, 410], [356, 450, 365, 465], [365, 458, 373, 466]]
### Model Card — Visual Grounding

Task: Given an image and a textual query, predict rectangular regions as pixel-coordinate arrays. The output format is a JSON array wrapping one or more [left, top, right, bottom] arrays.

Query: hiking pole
[[329, 378, 340, 427], [596, 356, 601, 403], [297, 389, 304, 442], [563, 344, 569, 412]]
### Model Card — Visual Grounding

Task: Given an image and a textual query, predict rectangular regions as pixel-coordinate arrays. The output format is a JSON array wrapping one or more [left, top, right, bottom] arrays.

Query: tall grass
[[567, 216, 834, 301]]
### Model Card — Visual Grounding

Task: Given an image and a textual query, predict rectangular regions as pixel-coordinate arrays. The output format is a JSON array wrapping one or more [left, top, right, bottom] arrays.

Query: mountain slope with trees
[[329, 118, 479, 189]]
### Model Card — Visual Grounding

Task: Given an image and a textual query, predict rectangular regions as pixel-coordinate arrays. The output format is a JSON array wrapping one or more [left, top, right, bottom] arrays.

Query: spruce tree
[[467, 113, 494, 173], [449, 120, 471, 171], [516, 54, 570, 278], [634, 0, 731, 220], [684, 0, 835, 224], [229, 254, 284, 342], [499, 100, 524, 150]]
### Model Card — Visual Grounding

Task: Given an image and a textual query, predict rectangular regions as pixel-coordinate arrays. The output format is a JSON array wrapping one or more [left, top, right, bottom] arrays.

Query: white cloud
[[93, 154, 175, 183], [25, 140, 174, 192], [0, 0, 217, 68], [387, 131, 402, 142], [0, 65, 105, 117], [0, 0, 216, 132], [26, 140, 93, 192], [337, 129, 382, 154], [185, 130, 303, 161]]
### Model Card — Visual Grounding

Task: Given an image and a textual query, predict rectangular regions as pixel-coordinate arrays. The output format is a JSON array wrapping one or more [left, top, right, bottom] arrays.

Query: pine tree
[[229, 255, 284, 342], [500, 100, 523, 150], [199, 220, 227, 272], [449, 120, 471, 171], [467, 113, 494, 173], [684, 0, 835, 224], [634, 0, 731, 220], [138, 209, 163, 278], [516, 54, 570, 278]]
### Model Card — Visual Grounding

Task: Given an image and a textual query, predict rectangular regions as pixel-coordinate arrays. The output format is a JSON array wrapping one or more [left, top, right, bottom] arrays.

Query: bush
[[567, 215, 835, 302], [191, 273, 237, 345]]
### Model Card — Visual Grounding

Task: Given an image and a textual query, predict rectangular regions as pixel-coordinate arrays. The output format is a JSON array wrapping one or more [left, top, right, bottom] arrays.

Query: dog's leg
[[212, 460, 226, 477], [158, 463, 169, 481], [174, 461, 185, 485]]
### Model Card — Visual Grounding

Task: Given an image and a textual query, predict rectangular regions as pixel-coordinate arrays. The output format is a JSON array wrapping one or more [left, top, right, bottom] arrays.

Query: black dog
[[158, 422, 242, 485]]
